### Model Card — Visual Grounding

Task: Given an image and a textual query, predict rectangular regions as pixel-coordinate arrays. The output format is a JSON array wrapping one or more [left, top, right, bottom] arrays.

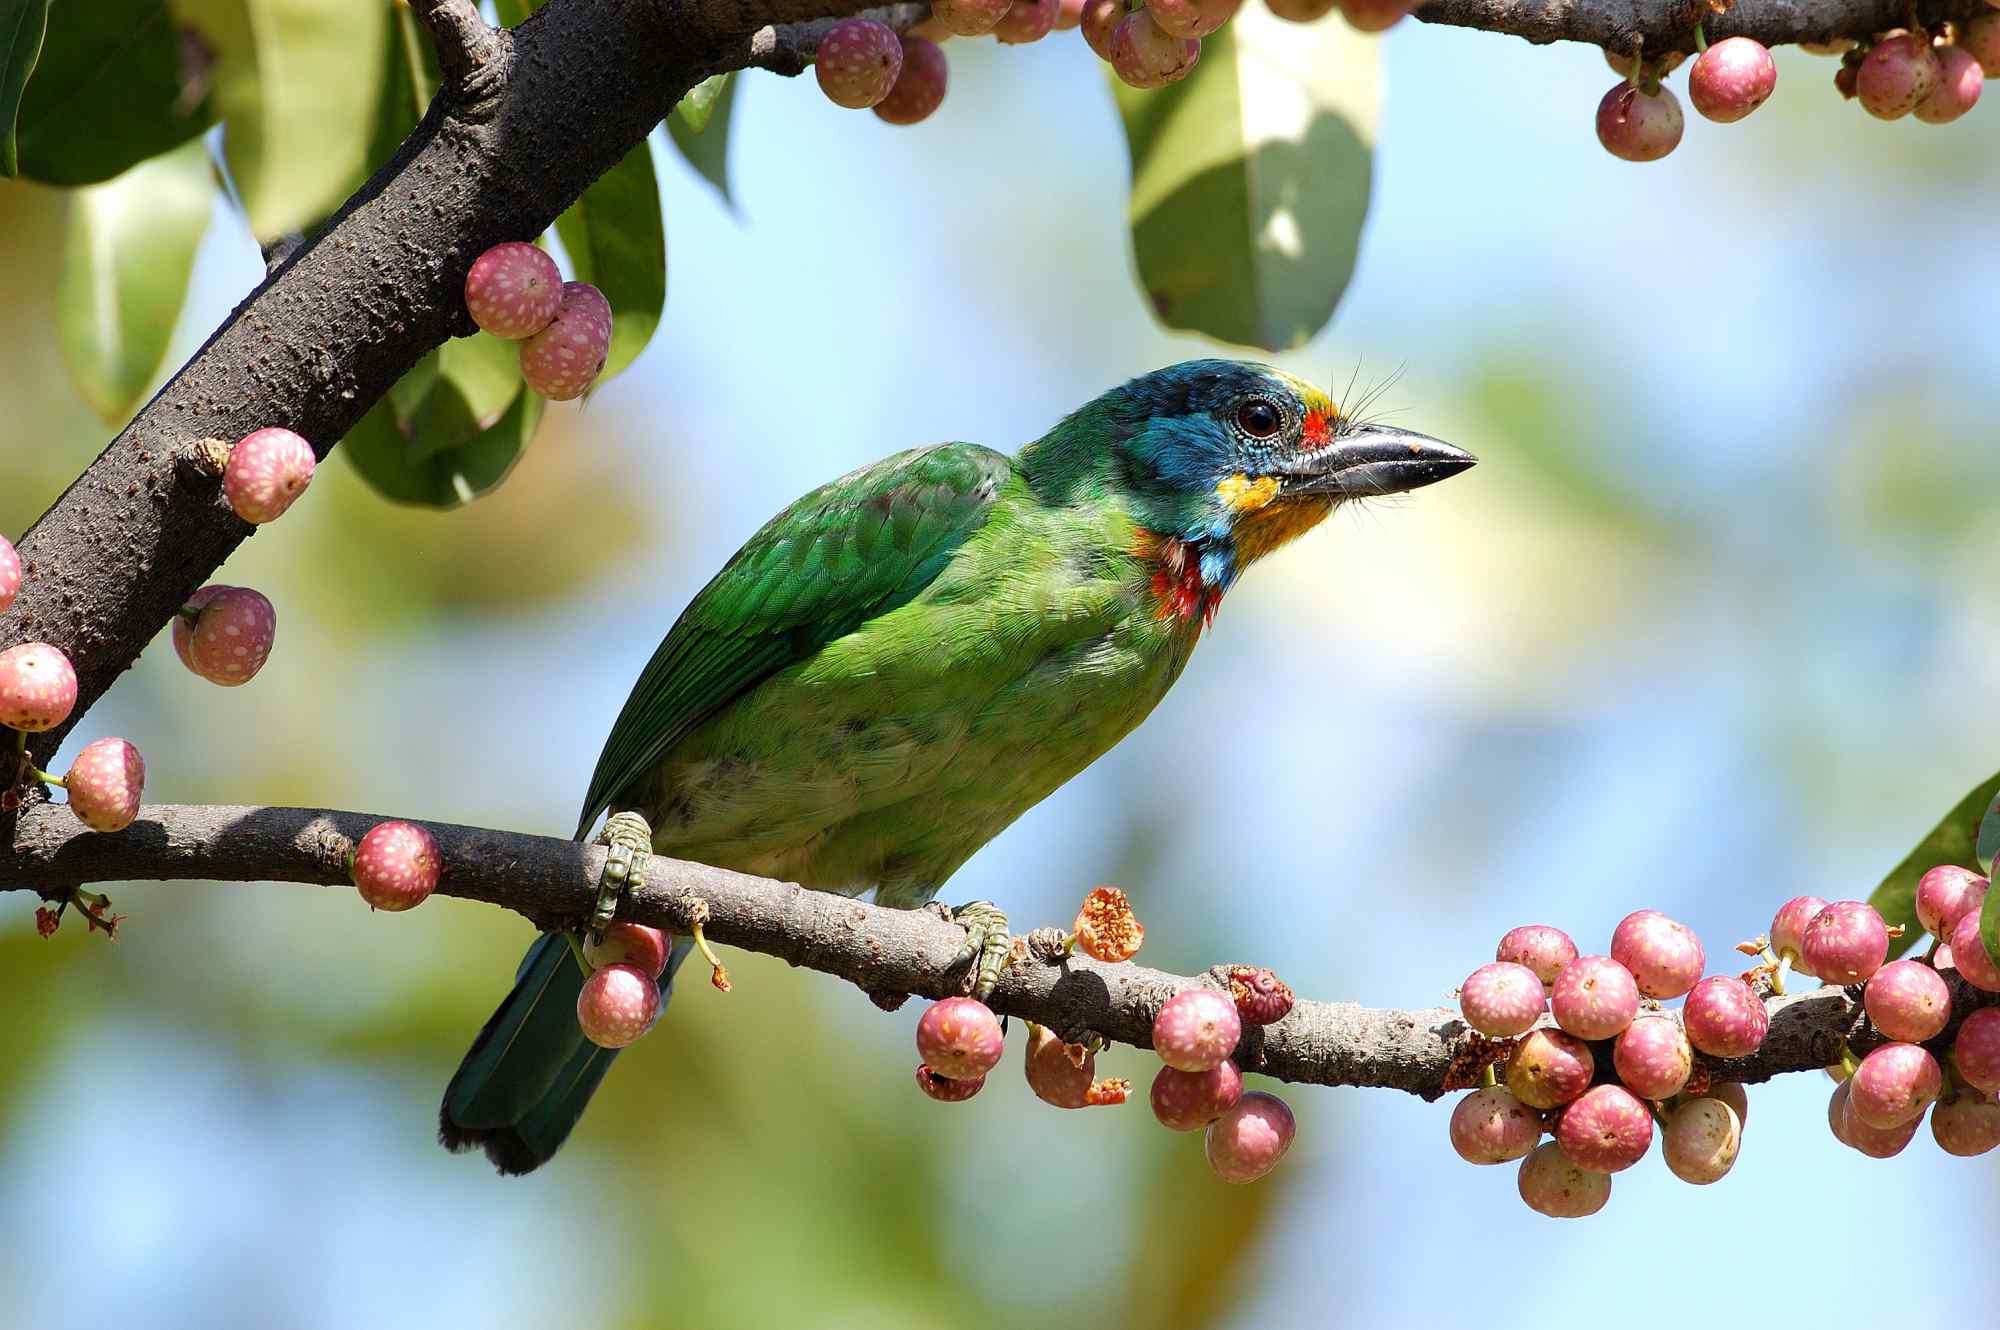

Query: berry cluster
[[1452, 912, 1757, 1216], [463, 243, 614, 402], [1, 600, 147, 839], [1836, 24, 1993, 123]]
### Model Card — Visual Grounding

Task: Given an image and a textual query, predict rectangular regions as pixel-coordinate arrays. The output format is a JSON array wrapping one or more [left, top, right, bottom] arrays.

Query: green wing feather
[[574, 442, 1014, 838]]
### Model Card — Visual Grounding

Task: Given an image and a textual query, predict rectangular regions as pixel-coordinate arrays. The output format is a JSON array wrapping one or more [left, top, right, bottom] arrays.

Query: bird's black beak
[[1277, 424, 1476, 498]]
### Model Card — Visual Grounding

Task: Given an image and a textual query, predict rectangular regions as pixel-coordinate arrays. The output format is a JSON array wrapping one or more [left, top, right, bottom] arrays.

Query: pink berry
[[1203, 1091, 1294, 1183], [1449, 1086, 1543, 1165], [1954, 1007, 2000, 1093], [916, 996, 1006, 1081], [931, 0, 1010, 33], [1079, 0, 1123, 56], [916, 1063, 985, 1101], [1662, 1096, 1741, 1184], [1830, 1079, 1921, 1157], [1595, 82, 1683, 162], [1054, 0, 1086, 28], [1687, 36, 1776, 122], [1551, 955, 1639, 1041], [187, 586, 277, 686], [1914, 47, 1981, 122], [1506, 1028, 1595, 1109], [994, 0, 1060, 42], [171, 584, 229, 675], [223, 427, 316, 525], [1516, 1140, 1610, 1218], [1936, 941, 1957, 970], [1024, 1022, 1092, 1108], [1496, 924, 1579, 990], [350, 820, 440, 911], [814, 18, 903, 108], [874, 36, 948, 125], [1704, 1080, 1750, 1128], [1153, 987, 1242, 1071], [1863, 958, 1951, 1043], [1265, 0, 1338, 19], [1225, 966, 1295, 1025], [1857, 32, 1941, 119], [0, 534, 20, 613], [1150, 1061, 1243, 1131], [577, 963, 659, 1048], [1609, 910, 1705, 999], [1801, 900, 1888, 985], [1949, 910, 2000, 992], [1682, 976, 1768, 1058], [0, 641, 78, 732], [1849, 1042, 1943, 1129], [1555, 1083, 1653, 1173], [1967, 13, 2000, 77], [1612, 1015, 1693, 1100], [583, 922, 671, 978], [463, 242, 563, 340], [1338, 0, 1408, 32], [1460, 961, 1547, 1038], [1770, 895, 1829, 974], [1108, 11, 1200, 89], [63, 737, 145, 833], [1916, 866, 1987, 937], [1146, 0, 1240, 39], [520, 281, 612, 402], [1931, 1092, 2000, 1156]]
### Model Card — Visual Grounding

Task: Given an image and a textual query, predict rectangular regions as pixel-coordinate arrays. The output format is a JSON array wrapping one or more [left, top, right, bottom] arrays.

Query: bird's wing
[[574, 442, 1014, 838]]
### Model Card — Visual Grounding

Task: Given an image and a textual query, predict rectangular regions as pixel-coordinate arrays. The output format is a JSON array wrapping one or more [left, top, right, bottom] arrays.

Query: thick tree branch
[[1413, 0, 1987, 53], [8, 800, 1985, 1097]]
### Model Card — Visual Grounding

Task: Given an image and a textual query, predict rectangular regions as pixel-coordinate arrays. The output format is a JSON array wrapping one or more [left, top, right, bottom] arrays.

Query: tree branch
[[743, 4, 930, 75], [1412, 0, 1987, 53], [7, 800, 1985, 1097]]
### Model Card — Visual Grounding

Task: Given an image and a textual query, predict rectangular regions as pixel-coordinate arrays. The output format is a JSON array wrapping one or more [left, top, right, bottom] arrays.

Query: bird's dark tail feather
[[439, 932, 680, 1175]]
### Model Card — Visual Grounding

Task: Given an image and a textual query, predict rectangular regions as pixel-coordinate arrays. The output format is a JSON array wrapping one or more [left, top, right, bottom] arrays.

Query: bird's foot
[[589, 810, 654, 942], [947, 900, 1012, 1002]]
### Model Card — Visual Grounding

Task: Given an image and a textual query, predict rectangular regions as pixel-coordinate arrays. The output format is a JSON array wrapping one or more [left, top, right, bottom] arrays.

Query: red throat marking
[[1140, 533, 1222, 628]]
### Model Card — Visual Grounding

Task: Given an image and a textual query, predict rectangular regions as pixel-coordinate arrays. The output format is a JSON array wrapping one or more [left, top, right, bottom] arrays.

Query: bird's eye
[[1236, 399, 1282, 439]]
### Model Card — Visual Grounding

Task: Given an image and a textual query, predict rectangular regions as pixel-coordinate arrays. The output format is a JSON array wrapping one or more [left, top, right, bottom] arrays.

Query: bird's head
[[1024, 359, 1475, 616]]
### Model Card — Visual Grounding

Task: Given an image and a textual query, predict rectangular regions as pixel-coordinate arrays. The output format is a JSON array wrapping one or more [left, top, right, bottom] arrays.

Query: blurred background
[[4, 12, 1999, 1329]]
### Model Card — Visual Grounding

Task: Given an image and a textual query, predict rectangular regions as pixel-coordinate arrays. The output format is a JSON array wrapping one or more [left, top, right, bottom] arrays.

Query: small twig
[[409, 0, 505, 99]]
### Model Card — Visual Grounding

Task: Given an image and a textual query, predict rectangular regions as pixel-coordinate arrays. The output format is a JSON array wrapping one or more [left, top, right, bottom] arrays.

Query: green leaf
[[175, 0, 390, 240], [1111, 6, 1378, 351], [1869, 770, 2000, 959], [553, 139, 665, 383], [667, 72, 735, 203], [343, 361, 543, 509], [1983, 870, 2000, 979], [490, 0, 536, 25], [0, 0, 50, 177], [15, 0, 211, 185], [56, 139, 212, 425], [1977, 790, 2000, 873], [363, 2, 437, 176]]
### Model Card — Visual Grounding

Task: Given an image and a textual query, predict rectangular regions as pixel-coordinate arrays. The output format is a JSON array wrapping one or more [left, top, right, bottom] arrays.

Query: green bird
[[439, 359, 1473, 1173]]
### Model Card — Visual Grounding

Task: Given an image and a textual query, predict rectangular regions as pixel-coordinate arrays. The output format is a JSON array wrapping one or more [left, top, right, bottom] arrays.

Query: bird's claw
[[948, 900, 1012, 1002], [590, 810, 654, 942]]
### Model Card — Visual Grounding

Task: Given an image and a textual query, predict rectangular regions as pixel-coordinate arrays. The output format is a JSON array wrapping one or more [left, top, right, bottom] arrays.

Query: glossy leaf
[[342, 364, 542, 509], [15, 0, 211, 185], [1983, 867, 2000, 978], [667, 72, 735, 203], [363, 2, 437, 176], [0, 0, 49, 176], [56, 139, 212, 425], [1112, 6, 1378, 350], [1869, 770, 2000, 959], [552, 139, 665, 383], [1977, 788, 2000, 873]]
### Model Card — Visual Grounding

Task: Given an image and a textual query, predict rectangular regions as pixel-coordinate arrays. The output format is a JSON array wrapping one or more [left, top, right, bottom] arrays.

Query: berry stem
[[1693, 20, 1707, 53], [1838, 1042, 1861, 1078], [1772, 952, 1792, 996], [689, 915, 732, 993], [564, 929, 592, 974], [28, 765, 64, 788], [1479, 1062, 1498, 1089]]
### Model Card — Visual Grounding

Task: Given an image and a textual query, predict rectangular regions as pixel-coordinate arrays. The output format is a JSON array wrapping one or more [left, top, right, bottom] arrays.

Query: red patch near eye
[[1301, 410, 1333, 451]]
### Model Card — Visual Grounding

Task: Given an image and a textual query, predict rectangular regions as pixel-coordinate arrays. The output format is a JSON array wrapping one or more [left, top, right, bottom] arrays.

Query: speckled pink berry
[[1864, 958, 1951, 1042], [1338, 0, 1409, 31], [1612, 1015, 1693, 1100], [917, 996, 1005, 1081], [1204, 1091, 1294, 1183], [1850, 1042, 1942, 1129], [171, 584, 228, 675], [1858, 32, 1941, 119], [1264, 0, 1339, 19], [1967, 13, 2000, 77], [1108, 11, 1199, 89], [1954, 1007, 2000, 1093], [64, 737, 145, 833], [1151, 1061, 1243, 1131], [1683, 976, 1768, 1058], [1916, 43, 1983, 121], [578, 963, 660, 1048], [1516, 1141, 1610, 1218], [1770, 895, 1829, 974], [1145, 0, 1240, 40], [1662, 1096, 1741, 1184], [1932, 1092, 2000, 1156], [994, 0, 1060, 41], [1687, 36, 1776, 122], [1054, 0, 1086, 27], [187, 586, 276, 686], [1949, 911, 2000, 992], [1497, 924, 1579, 991], [520, 281, 612, 402], [1506, 1028, 1595, 1110], [1609, 910, 1704, 999], [916, 1063, 985, 1101], [584, 922, 671, 978], [1696, 1081, 1750, 1129], [1079, 0, 1123, 56], [1024, 1022, 1093, 1108], [874, 36, 947, 125], [1551, 955, 1639, 1041], [0, 642, 77, 732], [1595, 82, 1683, 162], [350, 820, 440, 912], [464, 242, 562, 340], [1153, 987, 1242, 1071], [1831, 1079, 1921, 1157], [223, 427, 315, 525], [0, 534, 20, 614], [814, 18, 903, 108], [1916, 866, 1987, 938], [1225, 966, 1294, 1025], [1555, 1083, 1653, 1173], [1801, 900, 1888, 986], [1460, 961, 1547, 1038], [1449, 1086, 1543, 1165], [930, 0, 1009, 34]]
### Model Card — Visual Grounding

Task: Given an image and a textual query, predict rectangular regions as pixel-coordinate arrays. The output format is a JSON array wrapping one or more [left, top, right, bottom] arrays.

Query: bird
[[438, 358, 1474, 1173]]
